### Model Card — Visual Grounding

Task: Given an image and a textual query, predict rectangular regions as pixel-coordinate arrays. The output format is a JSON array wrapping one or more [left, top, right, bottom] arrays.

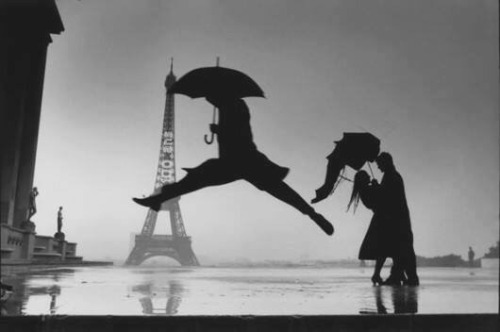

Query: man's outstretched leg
[[133, 159, 237, 211], [255, 179, 334, 235]]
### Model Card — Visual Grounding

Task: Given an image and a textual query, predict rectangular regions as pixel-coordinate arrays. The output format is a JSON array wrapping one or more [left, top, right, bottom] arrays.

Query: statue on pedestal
[[22, 187, 38, 232], [28, 187, 38, 221], [54, 206, 65, 241]]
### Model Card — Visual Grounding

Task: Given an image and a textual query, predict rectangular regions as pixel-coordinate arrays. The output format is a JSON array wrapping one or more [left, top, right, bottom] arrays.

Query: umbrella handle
[[204, 132, 215, 145], [204, 106, 218, 145], [367, 162, 375, 178]]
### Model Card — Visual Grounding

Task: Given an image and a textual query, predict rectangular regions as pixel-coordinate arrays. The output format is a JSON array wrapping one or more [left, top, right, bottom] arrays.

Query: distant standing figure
[[57, 206, 63, 233], [28, 187, 39, 221], [468, 246, 475, 267]]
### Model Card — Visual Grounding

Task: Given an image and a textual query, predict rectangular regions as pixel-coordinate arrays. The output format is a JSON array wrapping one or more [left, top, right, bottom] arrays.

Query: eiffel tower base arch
[[125, 61, 199, 268], [125, 234, 198, 266]]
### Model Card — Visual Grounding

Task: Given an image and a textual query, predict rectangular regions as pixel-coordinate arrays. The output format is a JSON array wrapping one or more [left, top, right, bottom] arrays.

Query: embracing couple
[[347, 152, 419, 286]]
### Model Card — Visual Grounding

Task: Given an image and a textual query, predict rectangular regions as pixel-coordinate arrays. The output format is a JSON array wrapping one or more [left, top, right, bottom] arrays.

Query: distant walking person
[[375, 152, 419, 286], [468, 246, 475, 268], [348, 170, 396, 285], [57, 206, 63, 233], [133, 67, 333, 236], [28, 187, 39, 221]]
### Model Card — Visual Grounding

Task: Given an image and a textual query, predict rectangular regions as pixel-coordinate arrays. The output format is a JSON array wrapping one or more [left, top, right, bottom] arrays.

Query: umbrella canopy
[[312, 132, 380, 204], [168, 66, 265, 99]]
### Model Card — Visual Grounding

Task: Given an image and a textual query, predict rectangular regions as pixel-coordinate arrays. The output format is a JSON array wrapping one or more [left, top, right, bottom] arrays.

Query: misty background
[[32, 0, 498, 263]]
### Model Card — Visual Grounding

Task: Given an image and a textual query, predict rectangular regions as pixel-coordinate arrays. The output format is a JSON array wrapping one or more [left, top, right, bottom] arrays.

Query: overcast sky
[[33, 0, 498, 263]]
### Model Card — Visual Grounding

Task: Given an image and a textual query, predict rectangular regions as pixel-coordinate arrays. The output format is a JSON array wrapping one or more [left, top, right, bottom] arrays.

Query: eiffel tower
[[125, 59, 199, 266]]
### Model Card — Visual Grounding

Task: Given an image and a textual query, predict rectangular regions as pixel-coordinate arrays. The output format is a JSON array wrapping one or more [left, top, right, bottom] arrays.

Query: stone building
[[0, 0, 82, 266]]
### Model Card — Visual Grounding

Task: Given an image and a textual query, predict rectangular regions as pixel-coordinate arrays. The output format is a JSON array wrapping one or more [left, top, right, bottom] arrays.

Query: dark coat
[[358, 167, 414, 260], [216, 99, 257, 159], [209, 99, 289, 189], [358, 183, 398, 259], [378, 168, 414, 253]]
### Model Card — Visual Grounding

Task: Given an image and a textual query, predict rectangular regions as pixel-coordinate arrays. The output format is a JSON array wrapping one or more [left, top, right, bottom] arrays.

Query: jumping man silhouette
[[133, 93, 333, 236]]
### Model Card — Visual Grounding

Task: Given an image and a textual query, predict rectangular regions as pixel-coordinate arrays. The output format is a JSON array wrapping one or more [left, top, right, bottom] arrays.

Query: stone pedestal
[[54, 232, 65, 241], [20, 220, 36, 233]]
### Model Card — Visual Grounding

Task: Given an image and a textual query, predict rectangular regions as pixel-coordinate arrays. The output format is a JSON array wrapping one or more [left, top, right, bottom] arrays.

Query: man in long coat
[[376, 152, 419, 285]]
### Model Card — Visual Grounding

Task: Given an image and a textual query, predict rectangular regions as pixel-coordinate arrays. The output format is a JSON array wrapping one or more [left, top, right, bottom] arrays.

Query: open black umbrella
[[312, 132, 380, 204], [169, 65, 264, 144], [168, 66, 265, 99]]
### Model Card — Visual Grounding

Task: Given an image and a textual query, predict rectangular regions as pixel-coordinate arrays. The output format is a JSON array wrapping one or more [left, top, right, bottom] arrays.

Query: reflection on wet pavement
[[0, 266, 497, 315], [133, 280, 183, 315], [359, 285, 418, 314]]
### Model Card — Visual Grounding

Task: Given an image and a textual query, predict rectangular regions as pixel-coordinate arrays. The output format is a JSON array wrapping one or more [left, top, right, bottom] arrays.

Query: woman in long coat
[[348, 170, 398, 285]]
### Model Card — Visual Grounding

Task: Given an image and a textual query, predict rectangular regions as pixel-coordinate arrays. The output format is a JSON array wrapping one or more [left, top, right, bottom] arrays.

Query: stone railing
[[0, 223, 35, 262], [33, 235, 80, 263], [1, 223, 81, 264]]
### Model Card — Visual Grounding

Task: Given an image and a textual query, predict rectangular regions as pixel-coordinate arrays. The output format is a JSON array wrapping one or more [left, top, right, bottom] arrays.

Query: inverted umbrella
[[312, 132, 380, 204]]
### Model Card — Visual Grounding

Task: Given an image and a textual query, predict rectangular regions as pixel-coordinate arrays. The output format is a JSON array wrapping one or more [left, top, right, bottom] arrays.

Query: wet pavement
[[1, 266, 497, 315]]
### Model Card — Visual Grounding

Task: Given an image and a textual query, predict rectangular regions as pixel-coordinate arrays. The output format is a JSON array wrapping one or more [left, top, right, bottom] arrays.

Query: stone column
[[0, 30, 32, 227], [0, 1, 64, 229], [14, 33, 50, 228]]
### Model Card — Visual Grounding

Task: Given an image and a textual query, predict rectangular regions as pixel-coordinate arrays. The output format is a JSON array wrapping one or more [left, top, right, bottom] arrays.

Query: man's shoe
[[403, 277, 420, 286], [310, 212, 334, 236], [132, 197, 162, 212], [383, 276, 402, 286]]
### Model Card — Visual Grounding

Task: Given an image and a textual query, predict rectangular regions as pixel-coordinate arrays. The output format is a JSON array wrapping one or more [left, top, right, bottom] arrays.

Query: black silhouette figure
[[375, 152, 419, 286], [348, 170, 394, 286], [312, 133, 380, 204], [468, 246, 475, 268], [28, 187, 38, 221], [133, 66, 333, 235]]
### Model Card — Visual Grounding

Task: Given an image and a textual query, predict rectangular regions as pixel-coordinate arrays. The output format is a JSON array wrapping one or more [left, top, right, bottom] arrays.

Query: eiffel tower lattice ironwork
[[125, 59, 199, 266]]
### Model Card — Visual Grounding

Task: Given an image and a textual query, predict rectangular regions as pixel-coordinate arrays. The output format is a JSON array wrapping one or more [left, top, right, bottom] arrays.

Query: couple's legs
[[251, 179, 334, 235], [403, 246, 419, 285], [386, 258, 404, 285], [386, 249, 419, 286], [372, 257, 386, 285]]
